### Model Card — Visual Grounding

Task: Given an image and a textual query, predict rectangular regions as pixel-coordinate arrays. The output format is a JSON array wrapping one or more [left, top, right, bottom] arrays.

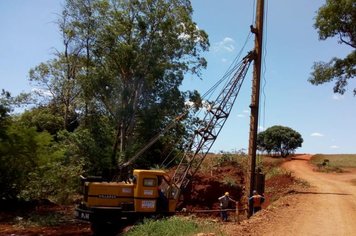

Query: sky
[[0, 0, 355, 154]]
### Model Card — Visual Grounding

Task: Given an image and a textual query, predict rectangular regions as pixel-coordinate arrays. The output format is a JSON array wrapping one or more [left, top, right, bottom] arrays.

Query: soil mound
[[181, 161, 246, 213]]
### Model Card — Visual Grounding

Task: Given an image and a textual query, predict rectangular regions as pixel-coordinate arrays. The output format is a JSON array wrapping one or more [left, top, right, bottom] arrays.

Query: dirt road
[[260, 154, 356, 236]]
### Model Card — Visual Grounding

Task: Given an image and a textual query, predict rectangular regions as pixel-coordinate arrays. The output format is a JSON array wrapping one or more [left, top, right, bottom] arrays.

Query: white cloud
[[332, 94, 344, 100], [221, 58, 228, 63], [311, 132, 324, 137], [243, 110, 249, 114], [330, 145, 340, 149], [258, 126, 265, 131], [31, 87, 53, 97], [213, 37, 235, 52], [184, 100, 195, 107], [237, 114, 245, 118]]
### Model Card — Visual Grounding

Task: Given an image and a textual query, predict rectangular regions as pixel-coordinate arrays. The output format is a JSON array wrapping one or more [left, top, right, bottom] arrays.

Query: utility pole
[[248, 0, 264, 217]]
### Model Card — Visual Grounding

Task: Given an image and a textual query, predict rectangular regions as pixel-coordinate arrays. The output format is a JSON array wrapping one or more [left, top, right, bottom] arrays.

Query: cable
[[252, 0, 256, 25], [201, 31, 253, 101], [257, 0, 269, 158], [262, 0, 268, 131]]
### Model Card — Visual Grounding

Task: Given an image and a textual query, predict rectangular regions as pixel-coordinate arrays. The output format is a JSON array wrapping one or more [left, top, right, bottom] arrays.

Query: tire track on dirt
[[261, 154, 356, 236]]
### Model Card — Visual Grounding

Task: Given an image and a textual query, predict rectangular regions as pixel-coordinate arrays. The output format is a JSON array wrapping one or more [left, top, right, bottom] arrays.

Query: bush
[[20, 159, 83, 204], [125, 216, 223, 236]]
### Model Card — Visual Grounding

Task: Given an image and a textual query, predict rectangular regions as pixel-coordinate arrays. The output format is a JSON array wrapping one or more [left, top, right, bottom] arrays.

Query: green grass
[[124, 216, 224, 236], [310, 154, 356, 168], [264, 166, 289, 179]]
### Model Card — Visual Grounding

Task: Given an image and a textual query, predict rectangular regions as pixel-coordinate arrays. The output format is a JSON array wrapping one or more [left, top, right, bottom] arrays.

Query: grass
[[124, 216, 224, 236], [310, 154, 356, 168]]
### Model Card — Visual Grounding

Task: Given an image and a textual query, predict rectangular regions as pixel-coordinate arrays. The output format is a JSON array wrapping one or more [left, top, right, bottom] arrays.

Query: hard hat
[[253, 190, 257, 194], [225, 192, 229, 196]]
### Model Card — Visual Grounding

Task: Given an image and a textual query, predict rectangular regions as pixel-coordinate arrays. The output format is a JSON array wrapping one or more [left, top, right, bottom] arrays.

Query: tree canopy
[[257, 125, 303, 157], [309, 0, 356, 95], [0, 0, 209, 202], [28, 0, 209, 175]]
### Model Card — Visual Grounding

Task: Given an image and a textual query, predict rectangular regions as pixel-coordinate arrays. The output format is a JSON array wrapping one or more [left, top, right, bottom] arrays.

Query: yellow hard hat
[[225, 192, 229, 196]]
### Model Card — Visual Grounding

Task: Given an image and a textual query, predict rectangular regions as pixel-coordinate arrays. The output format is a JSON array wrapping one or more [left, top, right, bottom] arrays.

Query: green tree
[[29, 0, 209, 174], [0, 90, 12, 140], [0, 117, 83, 202], [85, 0, 208, 166], [19, 106, 65, 135], [0, 122, 53, 199], [309, 0, 356, 95], [29, 54, 83, 131], [257, 125, 303, 157]]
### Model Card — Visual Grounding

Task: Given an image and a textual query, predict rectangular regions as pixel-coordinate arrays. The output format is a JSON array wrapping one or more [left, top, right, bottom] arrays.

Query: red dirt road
[[224, 154, 356, 236], [261, 154, 356, 236]]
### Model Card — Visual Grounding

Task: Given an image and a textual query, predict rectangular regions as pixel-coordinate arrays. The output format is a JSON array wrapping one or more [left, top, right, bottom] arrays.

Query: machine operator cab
[[132, 169, 179, 213], [76, 169, 180, 222]]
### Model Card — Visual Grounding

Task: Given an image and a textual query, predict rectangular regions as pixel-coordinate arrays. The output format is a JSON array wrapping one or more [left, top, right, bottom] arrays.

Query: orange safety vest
[[252, 195, 262, 207]]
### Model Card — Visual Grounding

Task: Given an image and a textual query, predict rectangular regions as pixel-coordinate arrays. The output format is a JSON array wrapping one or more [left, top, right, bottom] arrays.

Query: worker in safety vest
[[218, 192, 237, 221], [249, 190, 265, 214]]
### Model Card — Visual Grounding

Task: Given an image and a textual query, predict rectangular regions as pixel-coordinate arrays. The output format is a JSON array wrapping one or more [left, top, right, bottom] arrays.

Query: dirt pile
[[182, 161, 246, 212]]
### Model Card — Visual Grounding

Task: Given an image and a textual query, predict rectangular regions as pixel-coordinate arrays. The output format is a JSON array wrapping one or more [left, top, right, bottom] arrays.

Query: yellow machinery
[[75, 169, 181, 232], [75, 53, 254, 234]]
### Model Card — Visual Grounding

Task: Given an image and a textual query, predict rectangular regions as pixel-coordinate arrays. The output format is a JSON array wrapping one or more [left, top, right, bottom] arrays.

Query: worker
[[249, 190, 265, 214], [156, 176, 168, 212], [218, 192, 237, 221]]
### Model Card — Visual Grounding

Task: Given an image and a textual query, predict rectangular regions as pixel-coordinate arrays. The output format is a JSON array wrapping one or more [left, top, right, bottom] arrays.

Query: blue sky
[[0, 0, 355, 154]]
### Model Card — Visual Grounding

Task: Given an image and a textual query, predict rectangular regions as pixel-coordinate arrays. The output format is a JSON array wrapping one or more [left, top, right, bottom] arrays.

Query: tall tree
[[63, 0, 208, 166], [29, 0, 209, 173], [257, 125, 303, 157], [309, 0, 356, 95]]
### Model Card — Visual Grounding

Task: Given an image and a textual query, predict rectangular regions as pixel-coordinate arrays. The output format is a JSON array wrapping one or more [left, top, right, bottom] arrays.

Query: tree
[[84, 0, 209, 167], [0, 90, 11, 140], [309, 0, 356, 95], [29, 0, 209, 174], [257, 125, 303, 157]]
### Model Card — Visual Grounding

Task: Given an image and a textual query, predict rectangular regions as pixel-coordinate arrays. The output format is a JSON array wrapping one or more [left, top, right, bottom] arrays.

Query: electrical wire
[[257, 0, 269, 158], [262, 0, 268, 132], [201, 31, 253, 101], [252, 0, 256, 25]]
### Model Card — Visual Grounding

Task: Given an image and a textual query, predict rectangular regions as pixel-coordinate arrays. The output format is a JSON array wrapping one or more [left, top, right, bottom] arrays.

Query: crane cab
[[75, 169, 179, 224]]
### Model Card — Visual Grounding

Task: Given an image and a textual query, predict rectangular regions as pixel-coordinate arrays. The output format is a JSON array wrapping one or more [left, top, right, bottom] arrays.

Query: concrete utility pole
[[248, 0, 264, 217]]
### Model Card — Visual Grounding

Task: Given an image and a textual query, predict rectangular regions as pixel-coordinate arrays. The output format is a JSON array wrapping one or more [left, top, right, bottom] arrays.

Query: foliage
[[1, 0, 210, 203], [58, 123, 114, 177], [0, 122, 54, 199], [19, 107, 65, 134], [125, 216, 223, 236], [0, 115, 83, 203], [0, 90, 12, 140], [257, 125, 303, 157], [27, 0, 209, 175], [20, 159, 84, 204], [309, 0, 356, 95]]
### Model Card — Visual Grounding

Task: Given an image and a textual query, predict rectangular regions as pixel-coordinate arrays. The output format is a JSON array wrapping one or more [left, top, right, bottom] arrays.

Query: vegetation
[[309, 0, 356, 95], [0, 0, 209, 204], [125, 216, 224, 236], [257, 126, 303, 157], [311, 154, 356, 168]]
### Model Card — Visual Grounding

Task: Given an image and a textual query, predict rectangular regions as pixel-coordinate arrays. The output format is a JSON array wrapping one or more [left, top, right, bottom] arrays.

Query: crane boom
[[172, 52, 254, 190], [121, 113, 186, 168]]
